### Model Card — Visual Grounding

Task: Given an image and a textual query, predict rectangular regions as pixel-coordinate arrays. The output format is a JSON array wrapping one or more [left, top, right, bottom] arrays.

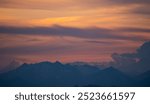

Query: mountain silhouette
[[0, 61, 148, 87], [137, 70, 150, 86]]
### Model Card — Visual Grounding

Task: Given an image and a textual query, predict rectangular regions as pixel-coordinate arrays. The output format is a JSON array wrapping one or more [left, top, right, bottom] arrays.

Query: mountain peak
[[102, 66, 122, 74], [21, 63, 29, 66], [54, 61, 62, 65]]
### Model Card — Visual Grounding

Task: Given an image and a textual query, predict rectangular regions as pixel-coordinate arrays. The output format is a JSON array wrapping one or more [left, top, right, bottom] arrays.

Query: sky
[[0, 0, 150, 69]]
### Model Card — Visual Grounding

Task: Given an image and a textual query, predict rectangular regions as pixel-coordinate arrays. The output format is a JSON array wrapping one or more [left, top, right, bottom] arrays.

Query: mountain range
[[0, 61, 149, 87]]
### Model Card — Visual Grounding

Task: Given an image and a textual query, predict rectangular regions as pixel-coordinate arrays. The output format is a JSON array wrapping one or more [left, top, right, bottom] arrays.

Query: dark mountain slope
[[0, 61, 136, 87], [137, 70, 150, 86]]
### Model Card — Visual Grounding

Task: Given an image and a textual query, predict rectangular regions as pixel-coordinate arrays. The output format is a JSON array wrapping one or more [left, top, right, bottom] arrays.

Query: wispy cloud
[[0, 25, 149, 41], [0, 0, 149, 65]]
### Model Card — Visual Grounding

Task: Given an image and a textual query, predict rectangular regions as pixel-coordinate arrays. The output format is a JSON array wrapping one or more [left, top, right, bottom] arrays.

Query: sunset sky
[[0, 0, 150, 68]]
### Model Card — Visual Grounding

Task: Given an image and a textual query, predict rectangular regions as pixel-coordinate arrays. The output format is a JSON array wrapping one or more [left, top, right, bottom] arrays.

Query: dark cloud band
[[0, 25, 149, 41]]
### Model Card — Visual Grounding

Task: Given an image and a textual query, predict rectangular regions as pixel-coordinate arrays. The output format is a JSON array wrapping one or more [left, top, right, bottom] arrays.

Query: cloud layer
[[0, 0, 150, 71], [111, 41, 150, 75], [0, 25, 149, 41]]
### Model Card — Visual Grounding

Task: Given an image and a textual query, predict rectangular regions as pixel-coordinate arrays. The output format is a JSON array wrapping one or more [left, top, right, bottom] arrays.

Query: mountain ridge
[[0, 61, 149, 87]]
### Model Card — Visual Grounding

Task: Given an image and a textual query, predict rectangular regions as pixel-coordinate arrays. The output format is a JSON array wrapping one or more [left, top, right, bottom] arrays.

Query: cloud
[[116, 27, 150, 33], [86, 40, 116, 45], [127, 4, 150, 18], [0, 43, 74, 55], [137, 41, 150, 61], [111, 41, 150, 75], [0, 0, 150, 10], [109, 0, 150, 5], [0, 55, 22, 71], [0, 25, 149, 41]]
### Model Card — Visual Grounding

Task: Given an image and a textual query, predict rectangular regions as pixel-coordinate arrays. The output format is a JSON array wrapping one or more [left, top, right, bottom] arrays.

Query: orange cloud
[[0, 0, 149, 64], [30, 16, 81, 26]]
